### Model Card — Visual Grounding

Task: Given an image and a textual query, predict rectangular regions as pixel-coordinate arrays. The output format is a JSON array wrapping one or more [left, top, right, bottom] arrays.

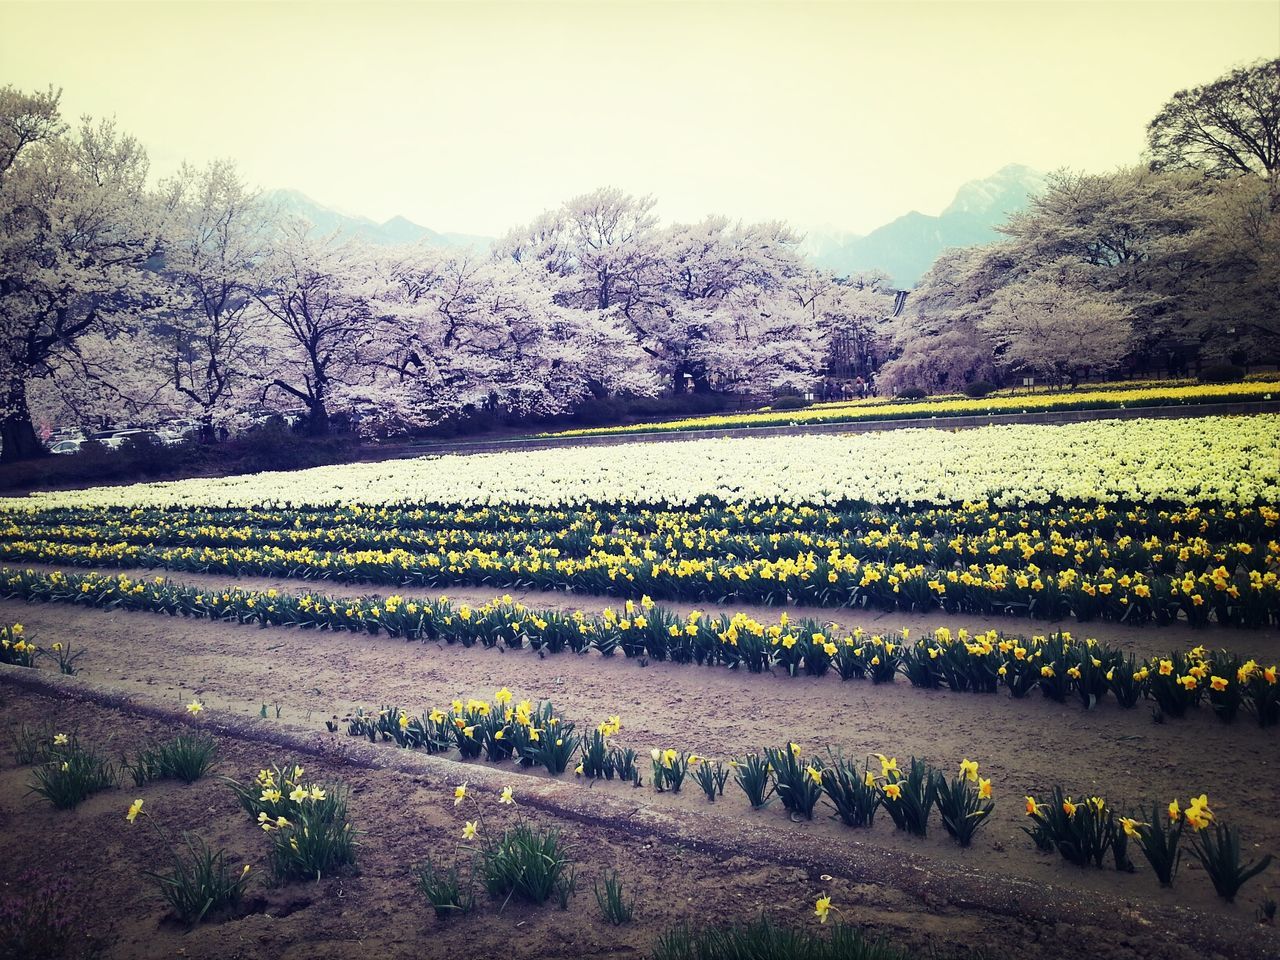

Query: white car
[[50, 439, 86, 455]]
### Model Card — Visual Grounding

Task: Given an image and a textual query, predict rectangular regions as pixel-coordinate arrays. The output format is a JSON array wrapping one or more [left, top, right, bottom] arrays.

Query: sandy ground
[[2, 682, 1278, 960], [2, 590, 1278, 931]]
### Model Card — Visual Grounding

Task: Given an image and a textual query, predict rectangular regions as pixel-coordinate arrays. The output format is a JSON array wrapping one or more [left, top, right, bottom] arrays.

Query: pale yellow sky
[[2, 1, 1278, 236]]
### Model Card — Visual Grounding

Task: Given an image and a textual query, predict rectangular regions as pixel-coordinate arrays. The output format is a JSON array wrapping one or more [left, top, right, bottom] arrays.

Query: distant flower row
[[540, 379, 1280, 438], [2, 415, 1277, 511]]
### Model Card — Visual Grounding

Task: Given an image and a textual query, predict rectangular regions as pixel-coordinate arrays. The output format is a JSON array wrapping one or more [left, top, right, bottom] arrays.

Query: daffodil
[[126, 798, 144, 823], [462, 821, 477, 840], [186, 699, 205, 715], [814, 894, 832, 924], [454, 783, 467, 806], [53, 733, 68, 746], [977, 777, 992, 800], [499, 785, 515, 805], [958, 759, 979, 782]]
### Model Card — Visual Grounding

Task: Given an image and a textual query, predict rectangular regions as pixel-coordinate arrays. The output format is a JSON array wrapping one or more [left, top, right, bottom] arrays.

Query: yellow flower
[[126, 798, 144, 823], [53, 733, 68, 746], [1062, 799, 1077, 817], [805, 765, 822, 786], [309, 786, 326, 801], [1210, 676, 1228, 692], [876, 754, 897, 777], [958, 758, 979, 782], [462, 821, 477, 840], [1118, 817, 1145, 839], [454, 783, 467, 806], [499, 785, 515, 805], [494, 687, 513, 706], [882, 783, 902, 801], [977, 777, 992, 800], [186, 699, 205, 715], [289, 786, 308, 803], [814, 894, 832, 924], [1168, 798, 1181, 822]]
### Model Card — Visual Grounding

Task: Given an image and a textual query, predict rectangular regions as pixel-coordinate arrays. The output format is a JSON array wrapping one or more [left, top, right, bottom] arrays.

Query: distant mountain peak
[[802, 164, 1046, 287], [264, 189, 492, 251], [942, 164, 1048, 218]]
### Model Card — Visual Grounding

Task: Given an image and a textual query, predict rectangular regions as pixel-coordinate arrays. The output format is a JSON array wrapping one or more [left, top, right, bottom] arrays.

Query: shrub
[[770, 395, 811, 411], [895, 388, 927, 401], [1199, 364, 1245, 383], [962, 380, 996, 398]]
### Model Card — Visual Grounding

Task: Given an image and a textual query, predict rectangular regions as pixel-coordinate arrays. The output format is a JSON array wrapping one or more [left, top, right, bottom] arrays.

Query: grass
[[26, 739, 116, 809], [478, 823, 575, 907], [652, 917, 909, 960], [143, 834, 252, 926], [127, 733, 218, 786]]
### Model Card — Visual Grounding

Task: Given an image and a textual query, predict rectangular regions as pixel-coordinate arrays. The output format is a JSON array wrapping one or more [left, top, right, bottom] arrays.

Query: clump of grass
[[9, 723, 56, 766], [127, 734, 218, 786], [414, 859, 475, 920], [26, 739, 116, 809], [478, 822, 574, 907], [653, 916, 908, 960], [594, 869, 634, 925], [143, 835, 252, 926]]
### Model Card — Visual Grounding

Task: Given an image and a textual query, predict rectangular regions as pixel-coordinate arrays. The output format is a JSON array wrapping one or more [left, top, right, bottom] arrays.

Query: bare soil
[[1, 680, 1277, 960], [1, 575, 1279, 957]]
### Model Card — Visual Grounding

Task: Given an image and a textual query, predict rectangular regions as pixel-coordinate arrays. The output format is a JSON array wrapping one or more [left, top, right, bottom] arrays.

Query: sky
[[2, 1, 1278, 237]]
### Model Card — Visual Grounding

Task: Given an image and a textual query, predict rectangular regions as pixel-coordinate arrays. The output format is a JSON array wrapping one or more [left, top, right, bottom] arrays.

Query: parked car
[[50, 439, 86, 455]]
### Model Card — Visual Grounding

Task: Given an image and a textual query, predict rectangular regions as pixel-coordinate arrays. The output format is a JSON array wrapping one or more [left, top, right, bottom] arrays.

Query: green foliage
[[653, 917, 908, 960], [127, 733, 218, 786], [26, 739, 116, 809], [819, 755, 879, 829], [733, 753, 775, 810], [477, 823, 574, 907], [1189, 822, 1273, 901], [414, 859, 475, 920], [593, 869, 634, 925], [143, 834, 251, 926]]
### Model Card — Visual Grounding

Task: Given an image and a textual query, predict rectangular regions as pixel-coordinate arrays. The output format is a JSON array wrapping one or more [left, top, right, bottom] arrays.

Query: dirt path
[[13, 561, 1280, 661], [4, 595, 1278, 931]]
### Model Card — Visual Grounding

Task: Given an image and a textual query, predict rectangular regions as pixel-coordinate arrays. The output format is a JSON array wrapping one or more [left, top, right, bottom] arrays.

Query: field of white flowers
[[6, 415, 1277, 511]]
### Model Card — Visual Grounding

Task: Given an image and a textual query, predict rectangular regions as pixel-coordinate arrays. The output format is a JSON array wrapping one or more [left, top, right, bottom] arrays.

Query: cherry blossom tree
[[254, 221, 379, 435], [159, 160, 273, 440], [0, 86, 171, 461]]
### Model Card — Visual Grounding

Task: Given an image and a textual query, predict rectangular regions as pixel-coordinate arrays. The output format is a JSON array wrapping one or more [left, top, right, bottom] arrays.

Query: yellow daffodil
[[814, 894, 832, 924], [462, 821, 477, 840], [454, 783, 467, 806], [958, 759, 979, 782], [126, 798, 144, 823], [186, 699, 204, 715], [499, 786, 515, 805]]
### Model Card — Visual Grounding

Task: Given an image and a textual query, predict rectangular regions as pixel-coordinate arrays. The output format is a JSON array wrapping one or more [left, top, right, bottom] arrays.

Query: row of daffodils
[[2, 415, 1277, 510], [539, 378, 1280, 438], [5, 573, 1277, 728], [11, 695, 1273, 935]]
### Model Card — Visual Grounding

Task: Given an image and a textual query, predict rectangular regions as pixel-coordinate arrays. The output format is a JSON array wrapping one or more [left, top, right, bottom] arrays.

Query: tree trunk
[[305, 398, 330, 436], [200, 412, 216, 444], [0, 379, 46, 464]]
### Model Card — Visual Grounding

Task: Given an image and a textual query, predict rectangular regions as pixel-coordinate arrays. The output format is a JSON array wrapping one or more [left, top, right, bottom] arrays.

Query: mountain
[[803, 164, 1047, 288], [265, 189, 493, 250]]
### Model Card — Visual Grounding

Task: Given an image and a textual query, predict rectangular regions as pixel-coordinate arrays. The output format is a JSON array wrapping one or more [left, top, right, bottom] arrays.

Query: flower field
[[1, 414, 1278, 959], [538, 379, 1280, 439]]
